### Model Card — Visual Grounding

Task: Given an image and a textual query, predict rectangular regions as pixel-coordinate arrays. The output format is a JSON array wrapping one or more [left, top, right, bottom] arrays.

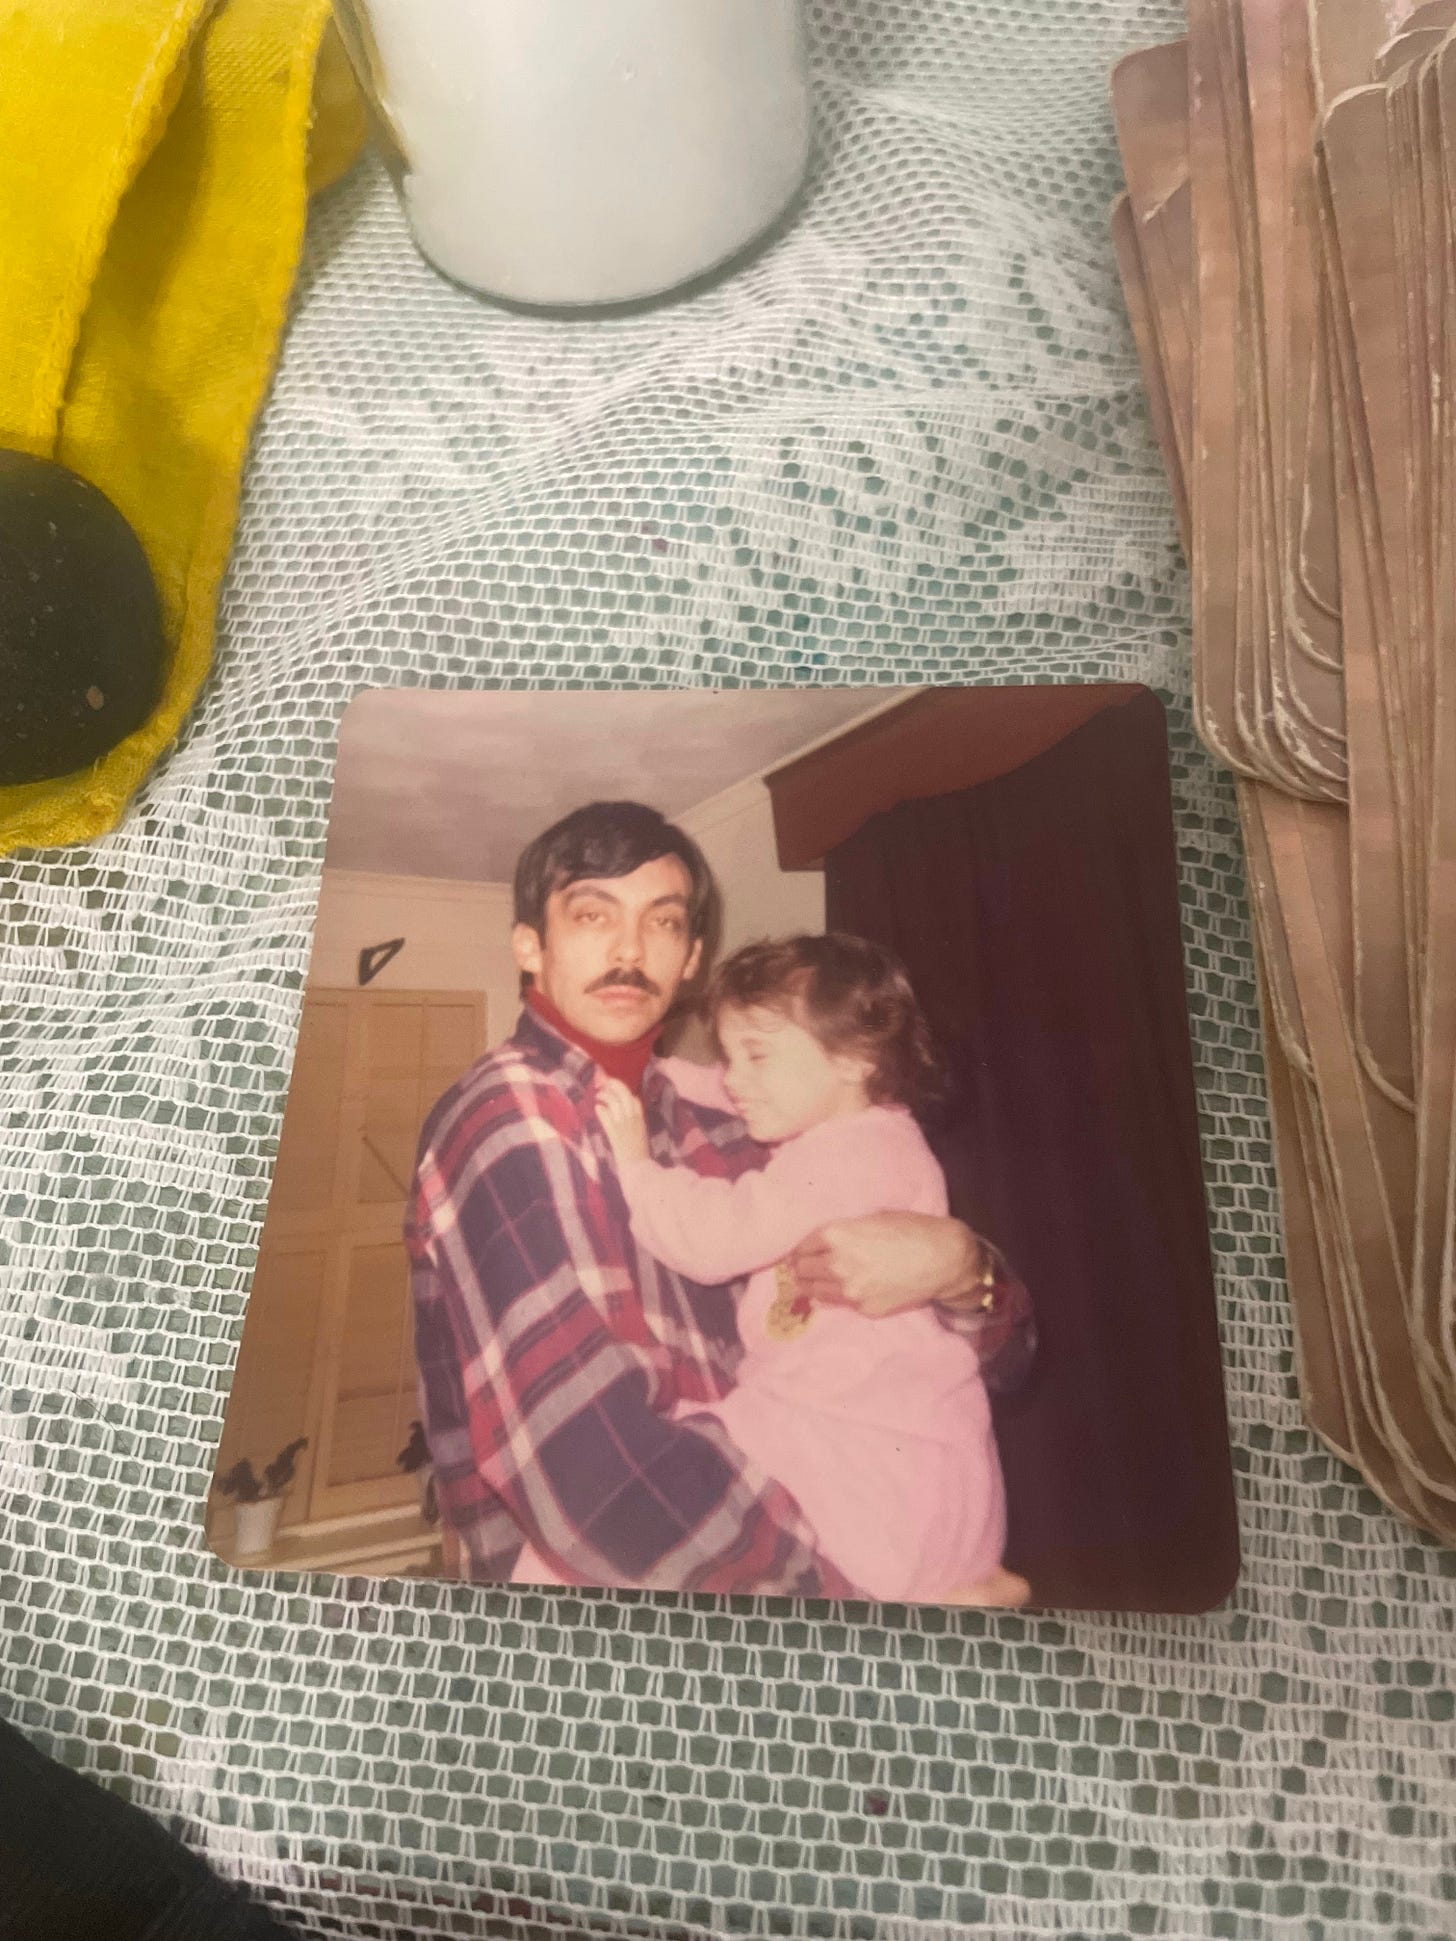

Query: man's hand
[[788, 1212, 985, 1320], [596, 1077, 652, 1165]]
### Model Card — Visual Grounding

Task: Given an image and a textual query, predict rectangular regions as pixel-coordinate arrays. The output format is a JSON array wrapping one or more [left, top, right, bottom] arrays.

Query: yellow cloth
[[0, 0, 366, 855]]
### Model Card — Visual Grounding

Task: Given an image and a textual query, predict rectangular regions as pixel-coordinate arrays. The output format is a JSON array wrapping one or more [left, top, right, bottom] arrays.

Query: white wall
[[307, 869, 522, 1048], [670, 775, 823, 1060], [678, 773, 824, 956]]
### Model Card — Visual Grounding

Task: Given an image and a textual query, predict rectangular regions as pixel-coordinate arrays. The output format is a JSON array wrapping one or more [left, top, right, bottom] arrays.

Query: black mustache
[[588, 971, 659, 996]]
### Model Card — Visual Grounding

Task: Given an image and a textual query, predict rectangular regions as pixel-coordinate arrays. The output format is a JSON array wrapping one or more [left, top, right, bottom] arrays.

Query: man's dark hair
[[707, 932, 943, 1109], [513, 800, 717, 944]]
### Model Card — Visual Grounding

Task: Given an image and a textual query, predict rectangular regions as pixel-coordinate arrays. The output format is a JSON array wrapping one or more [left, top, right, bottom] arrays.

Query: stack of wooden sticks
[[1111, 0, 1456, 1540]]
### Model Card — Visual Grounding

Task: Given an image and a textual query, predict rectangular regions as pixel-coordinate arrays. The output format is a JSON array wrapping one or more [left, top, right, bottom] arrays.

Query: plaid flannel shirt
[[407, 1008, 856, 1593], [407, 1008, 1033, 1594]]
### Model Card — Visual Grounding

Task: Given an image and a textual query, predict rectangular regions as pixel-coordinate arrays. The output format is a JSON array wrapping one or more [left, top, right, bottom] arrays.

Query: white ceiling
[[326, 687, 906, 881]]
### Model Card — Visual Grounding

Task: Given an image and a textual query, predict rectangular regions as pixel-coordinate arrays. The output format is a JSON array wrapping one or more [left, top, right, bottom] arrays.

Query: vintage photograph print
[[207, 685, 1239, 1612]]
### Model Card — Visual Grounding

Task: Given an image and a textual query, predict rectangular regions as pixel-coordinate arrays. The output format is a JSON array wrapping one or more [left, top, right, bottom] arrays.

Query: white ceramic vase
[[334, 0, 813, 307], [233, 1496, 284, 1558]]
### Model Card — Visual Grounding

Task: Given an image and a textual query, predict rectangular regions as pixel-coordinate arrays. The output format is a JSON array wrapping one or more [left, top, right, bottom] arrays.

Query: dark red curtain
[[823, 691, 1239, 1611]]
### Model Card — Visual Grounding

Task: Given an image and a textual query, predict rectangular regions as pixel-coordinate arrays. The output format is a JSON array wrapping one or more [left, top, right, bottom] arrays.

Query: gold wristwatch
[[942, 1238, 1003, 1312]]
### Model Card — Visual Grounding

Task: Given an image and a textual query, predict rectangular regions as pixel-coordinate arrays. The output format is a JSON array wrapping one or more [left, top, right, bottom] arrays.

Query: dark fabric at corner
[[825, 693, 1239, 1613], [0, 1712, 291, 1941]]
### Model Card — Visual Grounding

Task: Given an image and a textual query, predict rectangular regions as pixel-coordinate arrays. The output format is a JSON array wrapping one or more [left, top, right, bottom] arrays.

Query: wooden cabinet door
[[310, 1231, 421, 1519], [215, 1235, 334, 1523], [218, 990, 486, 1535]]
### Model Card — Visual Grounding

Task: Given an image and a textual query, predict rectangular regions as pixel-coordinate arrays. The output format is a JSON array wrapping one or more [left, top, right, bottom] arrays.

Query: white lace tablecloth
[[2, 1, 1453, 1935]]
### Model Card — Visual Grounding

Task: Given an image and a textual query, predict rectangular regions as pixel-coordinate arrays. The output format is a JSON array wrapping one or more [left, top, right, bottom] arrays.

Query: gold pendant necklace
[[764, 1261, 816, 1341]]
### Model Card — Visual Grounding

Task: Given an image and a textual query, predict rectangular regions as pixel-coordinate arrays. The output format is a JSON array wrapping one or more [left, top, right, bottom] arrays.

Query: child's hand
[[596, 1077, 651, 1164]]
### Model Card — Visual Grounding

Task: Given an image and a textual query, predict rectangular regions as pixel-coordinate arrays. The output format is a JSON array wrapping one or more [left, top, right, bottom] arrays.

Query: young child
[[595, 932, 1023, 1606]]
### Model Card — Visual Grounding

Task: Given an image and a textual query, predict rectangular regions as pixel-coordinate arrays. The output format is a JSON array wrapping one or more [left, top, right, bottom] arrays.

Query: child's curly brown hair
[[707, 932, 943, 1109]]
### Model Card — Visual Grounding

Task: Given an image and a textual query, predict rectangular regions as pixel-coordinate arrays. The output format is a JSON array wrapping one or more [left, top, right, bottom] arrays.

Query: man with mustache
[[407, 800, 1026, 1594]]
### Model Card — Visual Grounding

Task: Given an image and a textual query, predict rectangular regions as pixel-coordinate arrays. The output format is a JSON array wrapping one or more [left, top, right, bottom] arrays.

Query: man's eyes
[[570, 905, 682, 932]]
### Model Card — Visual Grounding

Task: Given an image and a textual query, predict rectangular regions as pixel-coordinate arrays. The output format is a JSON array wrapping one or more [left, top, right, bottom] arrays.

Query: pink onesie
[[610, 1057, 1006, 1602]]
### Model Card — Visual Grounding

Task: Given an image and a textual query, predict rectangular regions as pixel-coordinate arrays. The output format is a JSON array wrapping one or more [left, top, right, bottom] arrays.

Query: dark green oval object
[[0, 449, 165, 786]]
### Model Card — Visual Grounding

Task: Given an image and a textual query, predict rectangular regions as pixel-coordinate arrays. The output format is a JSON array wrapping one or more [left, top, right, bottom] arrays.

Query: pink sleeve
[[618, 1116, 912, 1281]]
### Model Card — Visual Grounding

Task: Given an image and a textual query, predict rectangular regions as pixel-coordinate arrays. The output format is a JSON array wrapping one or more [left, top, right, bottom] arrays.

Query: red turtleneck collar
[[526, 987, 659, 1094]]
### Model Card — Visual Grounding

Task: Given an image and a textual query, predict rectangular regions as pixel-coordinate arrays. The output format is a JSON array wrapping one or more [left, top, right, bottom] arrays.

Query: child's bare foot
[[944, 1567, 1032, 1608]]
